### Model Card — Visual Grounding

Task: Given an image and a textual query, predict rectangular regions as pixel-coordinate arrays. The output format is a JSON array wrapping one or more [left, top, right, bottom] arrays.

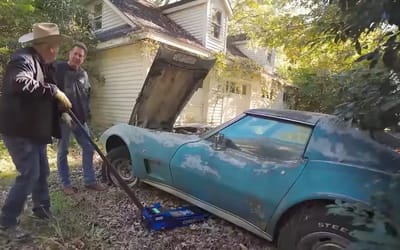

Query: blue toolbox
[[143, 203, 211, 231]]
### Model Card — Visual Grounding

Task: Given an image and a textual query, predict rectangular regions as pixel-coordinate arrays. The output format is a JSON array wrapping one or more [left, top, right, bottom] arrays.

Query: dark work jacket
[[54, 61, 91, 124], [0, 47, 61, 144]]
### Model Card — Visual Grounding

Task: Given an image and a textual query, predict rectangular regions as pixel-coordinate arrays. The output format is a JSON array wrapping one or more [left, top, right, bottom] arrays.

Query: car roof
[[245, 109, 334, 126]]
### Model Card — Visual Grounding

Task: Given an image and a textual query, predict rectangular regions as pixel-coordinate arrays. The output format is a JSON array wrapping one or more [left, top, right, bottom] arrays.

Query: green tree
[[229, 0, 360, 113], [230, 0, 400, 128], [0, 0, 99, 87], [0, 0, 36, 76], [231, 1, 400, 249]]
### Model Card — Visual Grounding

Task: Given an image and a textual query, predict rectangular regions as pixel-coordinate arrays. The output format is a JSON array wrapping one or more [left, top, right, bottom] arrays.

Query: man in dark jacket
[[55, 42, 105, 194], [0, 23, 72, 241]]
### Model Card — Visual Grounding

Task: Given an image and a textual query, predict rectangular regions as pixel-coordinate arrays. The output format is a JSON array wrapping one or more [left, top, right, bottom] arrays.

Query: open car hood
[[129, 44, 215, 130]]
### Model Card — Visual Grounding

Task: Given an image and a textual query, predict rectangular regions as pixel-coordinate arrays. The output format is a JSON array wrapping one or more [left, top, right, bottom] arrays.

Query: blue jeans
[[0, 136, 50, 227], [57, 123, 95, 187]]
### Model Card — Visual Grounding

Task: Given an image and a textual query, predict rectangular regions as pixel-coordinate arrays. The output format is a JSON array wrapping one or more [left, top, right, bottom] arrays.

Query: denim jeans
[[0, 136, 50, 227], [57, 123, 95, 187]]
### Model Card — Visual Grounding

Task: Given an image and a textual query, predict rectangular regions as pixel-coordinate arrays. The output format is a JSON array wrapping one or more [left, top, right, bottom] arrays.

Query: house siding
[[236, 44, 275, 73], [221, 81, 251, 123], [205, 0, 228, 52], [90, 43, 156, 130], [165, 3, 208, 45], [236, 44, 267, 66], [87, 1, 127, 32], [176, 71, 211, 125], [102, 2, 127, 31], [180, 74, 285, 126], [249, 80, 284, 110]]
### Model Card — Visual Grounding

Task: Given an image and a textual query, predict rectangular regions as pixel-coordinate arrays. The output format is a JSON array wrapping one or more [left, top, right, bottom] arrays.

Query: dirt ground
[[0, 153, 275, 250]]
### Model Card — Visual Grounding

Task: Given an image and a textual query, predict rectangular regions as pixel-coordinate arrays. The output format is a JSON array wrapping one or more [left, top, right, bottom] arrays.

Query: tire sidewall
[[101, 147, 138, 187], [277, 205, 357, 250]]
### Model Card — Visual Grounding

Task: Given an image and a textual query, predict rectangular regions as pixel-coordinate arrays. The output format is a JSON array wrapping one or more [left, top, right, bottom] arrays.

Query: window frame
[[210, 8, 223, 40], [92, 3, 103, 31], [205, 114, 314, 161], [226, 81, 247, 95]]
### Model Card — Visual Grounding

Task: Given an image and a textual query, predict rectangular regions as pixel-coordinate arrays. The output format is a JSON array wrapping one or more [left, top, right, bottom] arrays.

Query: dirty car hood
[[100, 123, 200, 158], [129, 44, 215, 130]]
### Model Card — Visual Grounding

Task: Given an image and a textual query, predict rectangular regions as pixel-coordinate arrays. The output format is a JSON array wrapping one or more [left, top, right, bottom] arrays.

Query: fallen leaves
[[0, 164, 274, 250]]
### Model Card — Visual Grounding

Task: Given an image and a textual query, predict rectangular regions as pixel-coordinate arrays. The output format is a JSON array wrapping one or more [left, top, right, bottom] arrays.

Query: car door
[[170, 114, 313, 230]]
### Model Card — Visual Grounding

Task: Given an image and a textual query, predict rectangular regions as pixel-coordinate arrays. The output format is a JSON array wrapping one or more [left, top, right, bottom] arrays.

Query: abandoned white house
[[85, 0, 288, 130]]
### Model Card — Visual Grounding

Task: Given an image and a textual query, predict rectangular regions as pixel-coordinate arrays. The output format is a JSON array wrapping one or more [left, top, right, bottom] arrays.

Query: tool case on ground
[[143, 203, 210, 231]]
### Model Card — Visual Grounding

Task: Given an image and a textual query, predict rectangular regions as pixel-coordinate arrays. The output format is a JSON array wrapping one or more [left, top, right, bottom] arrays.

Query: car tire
[[277, 203, 358, 250], [101, 146, 139, 188]]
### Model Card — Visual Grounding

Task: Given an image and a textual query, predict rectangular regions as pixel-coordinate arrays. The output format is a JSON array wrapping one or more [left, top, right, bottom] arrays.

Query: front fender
[[267, 160, 392, 237], [100, 123, 201, 182], [100, 123, 134, 150]]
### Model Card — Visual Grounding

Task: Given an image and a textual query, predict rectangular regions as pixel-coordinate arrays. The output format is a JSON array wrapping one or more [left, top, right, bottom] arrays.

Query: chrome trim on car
[[142, 179, 273, 241]]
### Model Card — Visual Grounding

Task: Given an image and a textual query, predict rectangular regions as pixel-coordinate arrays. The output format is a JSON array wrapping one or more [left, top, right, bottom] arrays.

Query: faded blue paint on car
[[101, 123, 199, 184], [100, 109, 399, 242]]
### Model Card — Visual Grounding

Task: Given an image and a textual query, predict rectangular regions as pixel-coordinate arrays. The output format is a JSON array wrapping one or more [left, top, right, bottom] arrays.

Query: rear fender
[[267, 161, 391, 238]]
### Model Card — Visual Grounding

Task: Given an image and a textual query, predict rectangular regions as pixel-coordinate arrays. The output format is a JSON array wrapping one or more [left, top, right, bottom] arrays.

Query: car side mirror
[[214, 133, 226, 151]]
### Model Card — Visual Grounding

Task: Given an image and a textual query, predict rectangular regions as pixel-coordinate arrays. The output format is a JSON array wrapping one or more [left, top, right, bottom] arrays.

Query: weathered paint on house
[[249, 80, 285, 110], [90, 43, 157, 129], [87, 0, 128, 32], [235, 43, 276, 74], [220, 80, 251, 122], [102, 2, 127, 30], [86, 0, 285, 130], [164, 2, 208, 45], [178, 73, 286, 126], [205, 0, 228, 52]]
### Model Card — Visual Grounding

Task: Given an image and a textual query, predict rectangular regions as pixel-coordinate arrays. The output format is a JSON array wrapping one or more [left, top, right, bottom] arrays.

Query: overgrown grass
[[0, 140, 81, 186], [0, 137, 107, 249], [0, 139, 14, 182]]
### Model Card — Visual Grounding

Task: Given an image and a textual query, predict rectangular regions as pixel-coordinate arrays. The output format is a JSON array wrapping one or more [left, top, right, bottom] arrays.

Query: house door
[[222, 82, 251, 122]]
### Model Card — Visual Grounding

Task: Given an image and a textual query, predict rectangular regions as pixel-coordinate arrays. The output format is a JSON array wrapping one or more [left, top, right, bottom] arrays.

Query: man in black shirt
[[0, 23, 72, 241], [55, 42, 105, 195]]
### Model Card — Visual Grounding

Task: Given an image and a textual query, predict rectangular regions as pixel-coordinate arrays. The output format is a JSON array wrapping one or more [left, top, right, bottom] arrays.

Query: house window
[[93, 3, 102, 31], [210, 8, 222, 39], [283, 92, 289, 102], [261, 86, 274, 99], [226, 81, 247, 95], [266, 51, 273, 64]]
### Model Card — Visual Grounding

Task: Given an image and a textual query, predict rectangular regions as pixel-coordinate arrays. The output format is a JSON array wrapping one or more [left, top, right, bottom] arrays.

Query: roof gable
[[227, 34, 249, 58], [109, 0, 202, 47], [162, 0, 232, 16]]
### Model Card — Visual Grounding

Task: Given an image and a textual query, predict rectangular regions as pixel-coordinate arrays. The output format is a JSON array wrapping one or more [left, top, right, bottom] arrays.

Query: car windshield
[[199, 114, 245, 139]]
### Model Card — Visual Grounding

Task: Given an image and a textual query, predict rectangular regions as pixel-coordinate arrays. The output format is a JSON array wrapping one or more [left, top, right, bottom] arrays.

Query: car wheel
[[102, 146, 139, 188], [277, 203, 358, 250]]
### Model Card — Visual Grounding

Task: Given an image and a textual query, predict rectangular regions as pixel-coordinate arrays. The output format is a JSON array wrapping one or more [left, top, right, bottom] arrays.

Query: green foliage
[[328, 173, 400, 250], [0, 0, 35, 74], [230, 1, 400, 128], [0, 0, 101, 86], [214, 52, 263, 81], [304, 0, 400, 128], [335, 66, 400, 129], [231, 1, 400, 248], [283, 68, 346, 113]]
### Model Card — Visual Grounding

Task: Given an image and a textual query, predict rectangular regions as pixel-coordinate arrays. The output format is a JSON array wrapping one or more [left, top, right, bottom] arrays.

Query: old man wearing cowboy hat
[[0, 23, 72, 241]]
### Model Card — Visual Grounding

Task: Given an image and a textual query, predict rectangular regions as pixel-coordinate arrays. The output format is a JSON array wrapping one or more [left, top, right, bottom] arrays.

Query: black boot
[[32, 206, 52, 220]]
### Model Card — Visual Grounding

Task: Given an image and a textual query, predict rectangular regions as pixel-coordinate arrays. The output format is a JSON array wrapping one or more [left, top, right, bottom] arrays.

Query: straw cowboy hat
[[18, 22, 70, 44]]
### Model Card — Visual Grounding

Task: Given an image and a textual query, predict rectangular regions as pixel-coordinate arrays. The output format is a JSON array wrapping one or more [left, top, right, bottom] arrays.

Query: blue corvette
[[100, 109, 399, 249]]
